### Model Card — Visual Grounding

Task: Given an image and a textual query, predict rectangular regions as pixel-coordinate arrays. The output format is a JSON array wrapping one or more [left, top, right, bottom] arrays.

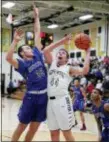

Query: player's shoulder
[[33, 47, 40, 53], [48, 59, 57, 69]]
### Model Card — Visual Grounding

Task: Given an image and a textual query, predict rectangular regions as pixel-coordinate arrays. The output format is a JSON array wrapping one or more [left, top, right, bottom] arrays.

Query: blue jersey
[[92, 100, 109, 128], [72, 86, 84, 100], [15, 47, 47, 91]]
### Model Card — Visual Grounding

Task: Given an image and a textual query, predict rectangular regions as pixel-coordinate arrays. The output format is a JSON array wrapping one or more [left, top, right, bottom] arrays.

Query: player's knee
[[50, 130, 59, 138], [80, 111, 83, 115], [62, 129, 71, 136], [62, 130, 74, 140], [15, 123, 27, 135], [28, 125, 38, 133], [28, 127, 37, 134]]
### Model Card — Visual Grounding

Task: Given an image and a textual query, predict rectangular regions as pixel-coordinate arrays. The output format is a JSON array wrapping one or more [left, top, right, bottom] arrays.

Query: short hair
[[59, 49, 69, 59], [95, 88, 103, 96], [17, 44, 27, 58], [73, 77, 80, 82]]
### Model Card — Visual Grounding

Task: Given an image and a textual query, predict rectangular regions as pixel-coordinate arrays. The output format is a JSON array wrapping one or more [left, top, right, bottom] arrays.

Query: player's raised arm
[[33, 4, 42, 51], [43, 34, 72, 64], [6, 28, 24, 69]]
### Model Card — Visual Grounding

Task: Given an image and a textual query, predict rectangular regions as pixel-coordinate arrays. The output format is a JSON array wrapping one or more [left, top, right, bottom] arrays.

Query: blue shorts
[[18, 92, 48, 124], [73, 99, 85, 112], [101, 127, 109, 142]]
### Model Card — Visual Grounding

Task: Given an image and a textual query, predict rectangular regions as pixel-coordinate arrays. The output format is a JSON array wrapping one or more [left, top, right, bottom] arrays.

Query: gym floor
[[2, 97, 98, 141]]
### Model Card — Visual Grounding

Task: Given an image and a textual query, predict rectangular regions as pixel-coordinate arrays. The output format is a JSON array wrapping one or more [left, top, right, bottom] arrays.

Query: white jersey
[[48, 60, 72, 97]]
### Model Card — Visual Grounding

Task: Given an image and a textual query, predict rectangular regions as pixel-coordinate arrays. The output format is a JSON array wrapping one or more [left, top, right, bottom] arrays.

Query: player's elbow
[[43, 48, 48, 57], [6, 55, 12, 63], [43, 48, 50, 56]]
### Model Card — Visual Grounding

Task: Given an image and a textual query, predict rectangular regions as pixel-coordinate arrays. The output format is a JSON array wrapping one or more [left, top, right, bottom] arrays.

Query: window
[[98, 27, 102, 34], [76, 52, 81, 58], [70, 52, 75, 58], [90, 50, 96, 56], [84, 29, 89, 35]]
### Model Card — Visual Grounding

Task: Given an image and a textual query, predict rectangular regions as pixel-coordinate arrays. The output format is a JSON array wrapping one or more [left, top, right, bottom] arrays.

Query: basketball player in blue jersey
[[6, 5, 48, 141], [70, 77, 87, 130], [43, 36, 90, 141], [91, 88, 109, 142]]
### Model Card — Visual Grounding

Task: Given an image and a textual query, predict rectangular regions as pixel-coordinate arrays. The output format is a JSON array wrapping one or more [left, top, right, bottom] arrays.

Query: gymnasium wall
[[1, 52, 24, 93], [62, 19, 107, 58], [1, 28, 25, 93]]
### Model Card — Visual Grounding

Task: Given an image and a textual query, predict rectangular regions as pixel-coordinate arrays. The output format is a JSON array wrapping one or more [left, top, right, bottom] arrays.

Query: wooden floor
[[2, 131, 98, 141], [1, 97, 99, 141]]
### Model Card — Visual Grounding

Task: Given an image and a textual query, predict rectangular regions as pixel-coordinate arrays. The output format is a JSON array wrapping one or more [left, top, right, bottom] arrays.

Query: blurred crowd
[[68, 56, 109, 102]]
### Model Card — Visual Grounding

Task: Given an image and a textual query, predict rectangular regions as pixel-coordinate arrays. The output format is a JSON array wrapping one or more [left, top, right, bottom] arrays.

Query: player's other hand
[[14, 28, 24, 42], [64, 34, 72, 44], [33, 4, 39, 18]]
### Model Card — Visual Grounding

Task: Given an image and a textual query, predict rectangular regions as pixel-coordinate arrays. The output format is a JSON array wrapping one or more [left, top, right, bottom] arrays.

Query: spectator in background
[[95, 69, 103, 81], [86, 80, 95, 100], [96, 80, 103, 90], [7, 80, 14, 98], [13, 79, 19, 92], [80, 76, 88, 89], [87, 81, 95, 94]]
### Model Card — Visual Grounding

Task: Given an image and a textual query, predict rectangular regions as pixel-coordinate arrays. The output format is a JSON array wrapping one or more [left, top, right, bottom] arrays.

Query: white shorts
[[47, 95, 75, 130]]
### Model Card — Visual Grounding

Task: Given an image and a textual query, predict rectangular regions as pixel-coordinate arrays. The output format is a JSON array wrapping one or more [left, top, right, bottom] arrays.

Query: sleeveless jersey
[[48, 60, 72, 97], [15, 47, 47, 91], [72, 86, 84, 100]]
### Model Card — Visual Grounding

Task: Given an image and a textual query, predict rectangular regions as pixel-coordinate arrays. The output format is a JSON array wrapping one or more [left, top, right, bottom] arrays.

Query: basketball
[[74, 33, 91, 50]]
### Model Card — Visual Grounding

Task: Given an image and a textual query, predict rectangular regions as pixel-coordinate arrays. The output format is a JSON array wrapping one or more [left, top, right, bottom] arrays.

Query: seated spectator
[[80, 76, 88, 89], [7, 80, 14, 98], [13, 79, 19, 92], [96, 80, 103, 90], [94, 69, 103, 81], [86, 81, 95, 100]]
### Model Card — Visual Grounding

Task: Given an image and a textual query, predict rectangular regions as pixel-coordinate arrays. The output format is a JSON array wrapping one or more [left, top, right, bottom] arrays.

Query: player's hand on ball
[[14, 28, 24, 42]]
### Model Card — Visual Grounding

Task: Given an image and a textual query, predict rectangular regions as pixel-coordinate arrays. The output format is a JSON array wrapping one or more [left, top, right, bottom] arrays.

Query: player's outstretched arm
[[69, 48, 90, 76], [6, 28, 24, 69], [33, 4, 42, 51], [43, 34, 72, 64]]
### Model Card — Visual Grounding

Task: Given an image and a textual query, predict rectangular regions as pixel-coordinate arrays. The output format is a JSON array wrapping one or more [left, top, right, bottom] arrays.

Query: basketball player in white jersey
[[43, 36, 90, 141]]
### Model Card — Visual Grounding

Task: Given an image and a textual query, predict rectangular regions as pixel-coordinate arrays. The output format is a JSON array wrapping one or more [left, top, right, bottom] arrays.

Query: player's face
[[57, 50, 68, 64], [22, 45, 33, 57], [74, 80, 80, 87], [91, 89, 101, 107]]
